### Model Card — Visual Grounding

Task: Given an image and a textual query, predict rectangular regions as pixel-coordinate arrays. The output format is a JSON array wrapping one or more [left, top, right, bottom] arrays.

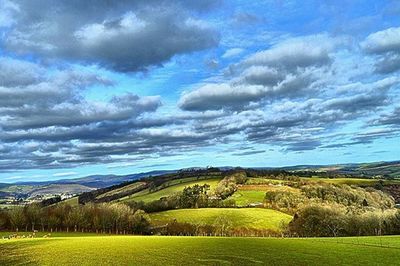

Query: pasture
[[231, 184, 299, 207], [149, 208, 292, 231], [1, 235, 400, 265]]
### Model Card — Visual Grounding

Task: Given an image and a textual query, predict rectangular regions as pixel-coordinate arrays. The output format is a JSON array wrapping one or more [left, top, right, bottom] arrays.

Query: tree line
[[0, 203, 151, 235]]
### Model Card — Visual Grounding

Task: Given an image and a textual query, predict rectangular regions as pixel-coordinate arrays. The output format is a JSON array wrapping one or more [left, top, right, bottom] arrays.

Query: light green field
[[230, 190, 266, 206], [300, 177, 389, 185], [0, 185, 34, 194], [230, 184, 300, 207], [96, 182, 146, 199], [57, 196, 79, 206], [0, 204, 21, 209], [150, 208, 292, 231], [248, 176, 400, 186], [2, 235, 400, 265], [246, 178, 287, 185], [122, 177, 222, 203]]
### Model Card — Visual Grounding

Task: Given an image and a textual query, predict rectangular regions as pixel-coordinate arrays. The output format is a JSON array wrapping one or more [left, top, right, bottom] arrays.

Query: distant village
[[0, 193, 76, 208]]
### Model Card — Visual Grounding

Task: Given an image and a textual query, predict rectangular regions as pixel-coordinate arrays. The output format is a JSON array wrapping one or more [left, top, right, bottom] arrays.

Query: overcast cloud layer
[[0, 0, 399, 181]]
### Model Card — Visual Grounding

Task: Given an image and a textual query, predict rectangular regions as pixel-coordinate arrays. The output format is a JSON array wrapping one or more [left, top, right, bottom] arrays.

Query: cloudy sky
[[0, 0, 399, 182]]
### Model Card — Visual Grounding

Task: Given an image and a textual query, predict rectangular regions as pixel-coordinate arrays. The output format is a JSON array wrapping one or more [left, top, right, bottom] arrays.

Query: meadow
[[149, 208, 292, 231], [1, 235, 400, 265]]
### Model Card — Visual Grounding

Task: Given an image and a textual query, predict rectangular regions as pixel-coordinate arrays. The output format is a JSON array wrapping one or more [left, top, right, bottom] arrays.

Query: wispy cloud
[[52, 172, 77, 177]]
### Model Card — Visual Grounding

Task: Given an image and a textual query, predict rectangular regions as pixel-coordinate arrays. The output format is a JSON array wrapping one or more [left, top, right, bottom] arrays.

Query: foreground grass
[[150, 208, 292, 231], [2, 235, 400, 265]]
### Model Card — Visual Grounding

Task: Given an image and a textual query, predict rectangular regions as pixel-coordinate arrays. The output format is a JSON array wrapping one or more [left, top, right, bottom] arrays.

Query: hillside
[[0, 170, 175, 201], [283, 160, 400, 178], [121, 177, 222, 203], [1, 161, 400, 203]]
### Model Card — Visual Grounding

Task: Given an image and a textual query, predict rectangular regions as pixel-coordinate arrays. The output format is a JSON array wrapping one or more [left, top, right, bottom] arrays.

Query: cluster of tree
[[243, 169, 297, 178], [264, 183, 395, 214], [289, 204, 400, 237], [264, 190, 306, 214], [126, 184, 237, 213], [0, 203, 151, 235], [214, 172, 247, 200], [41, 196, 62, 207], [179, 184, 210, 208], [300, 183, 394, 209]]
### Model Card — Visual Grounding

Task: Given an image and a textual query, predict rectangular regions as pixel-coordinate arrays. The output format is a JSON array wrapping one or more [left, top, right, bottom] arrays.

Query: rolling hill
[[121, 177, 222, 203]]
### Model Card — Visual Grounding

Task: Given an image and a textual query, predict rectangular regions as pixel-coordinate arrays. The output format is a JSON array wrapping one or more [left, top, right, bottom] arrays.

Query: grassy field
[[299, 177, 400, 186], [229, 190, 267, 206], [150, 208, 292, 231], [122, 177, 222, 203], [96, 182, 146, 199], [231, 185, 299, 207], [57, 196, 79, 206], [1, 235, 400, 265], [247, 176, 400, 186]]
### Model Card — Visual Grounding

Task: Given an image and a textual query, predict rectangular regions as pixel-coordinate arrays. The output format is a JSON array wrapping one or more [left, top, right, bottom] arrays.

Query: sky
[[0, 0, 399, 183]]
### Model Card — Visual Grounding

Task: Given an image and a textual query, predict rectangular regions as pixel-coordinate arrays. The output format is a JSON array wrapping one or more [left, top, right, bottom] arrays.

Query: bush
[[289, 204, 346, 237], [289, 204, 400, 237]]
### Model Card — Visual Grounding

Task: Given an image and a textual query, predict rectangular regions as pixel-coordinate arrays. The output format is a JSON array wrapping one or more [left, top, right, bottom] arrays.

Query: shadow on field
[[0, 240, 57, 266]]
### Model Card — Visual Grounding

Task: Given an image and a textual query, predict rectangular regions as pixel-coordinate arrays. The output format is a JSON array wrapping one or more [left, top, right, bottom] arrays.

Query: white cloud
[[222, 48, 244, 58], [361, 27, 400, 54]]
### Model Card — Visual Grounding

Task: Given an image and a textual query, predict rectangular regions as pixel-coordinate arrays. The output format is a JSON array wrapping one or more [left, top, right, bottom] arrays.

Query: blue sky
[[0, 0, 399, 182]]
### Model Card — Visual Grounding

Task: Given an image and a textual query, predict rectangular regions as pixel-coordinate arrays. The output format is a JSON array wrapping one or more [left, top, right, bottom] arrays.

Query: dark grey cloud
[[352, 128, 399, 143], [375, 54, 400, 74], [231, 150, 265, 156], [285, 140, 321, 152], [4, 0, 220, 72], [0, 57, 44, 87], [178, 83, 265, 111], [373, 107, 400, 126]]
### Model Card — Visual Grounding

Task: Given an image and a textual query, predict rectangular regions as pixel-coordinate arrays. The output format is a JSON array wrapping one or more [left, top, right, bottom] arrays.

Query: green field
[[247, 176, 400, 186], [96, 182, 146, 199], [122, 177, 222, 203], [150, 208, 292, 231], [57, 197, 79, 206], [1, 235, 400, 265], [229, 190, 266, 206], [230, 184, 299, 207]]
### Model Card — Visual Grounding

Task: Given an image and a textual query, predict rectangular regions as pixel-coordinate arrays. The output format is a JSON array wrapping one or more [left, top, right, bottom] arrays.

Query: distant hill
[[14, 170, 177, 188], [0, 170, 176, 199], [1, 161, 400, 200], [280, 160, 400, 178]]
